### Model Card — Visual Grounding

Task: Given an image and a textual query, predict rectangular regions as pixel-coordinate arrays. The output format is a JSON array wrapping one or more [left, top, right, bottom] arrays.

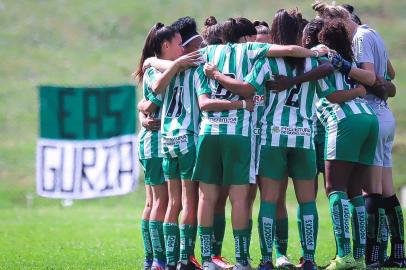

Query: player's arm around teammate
[[135, 22, 184, 270]]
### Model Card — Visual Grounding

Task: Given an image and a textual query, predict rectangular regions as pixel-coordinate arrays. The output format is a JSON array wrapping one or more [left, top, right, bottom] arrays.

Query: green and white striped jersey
[[138, 67, 163, 159], [245, 57, 335, 149], [197, 42, 271, 136], [161, 66, 207, 158], [316, 69, 375, 128]]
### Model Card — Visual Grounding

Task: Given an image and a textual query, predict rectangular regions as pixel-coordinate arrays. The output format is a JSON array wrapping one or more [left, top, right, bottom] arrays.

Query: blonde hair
[[312, 1, 351, 20]]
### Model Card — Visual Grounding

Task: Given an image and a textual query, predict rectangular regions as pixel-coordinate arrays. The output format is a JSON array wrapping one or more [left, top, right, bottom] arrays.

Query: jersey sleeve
[[143, 68, 163, 106], [353, 31, 375, 65], [193, 66, 212, 96], [246, 42, 272, 62], [244, 59, 270, 92]]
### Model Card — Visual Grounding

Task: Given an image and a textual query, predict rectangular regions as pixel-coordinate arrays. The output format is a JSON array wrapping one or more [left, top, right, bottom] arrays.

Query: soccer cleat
[[365, 261, 380, 269], [352, 256, 366, 269], [276, 255, 295, 269], [190, 256, 203, 270], [257, 261, 275, 270], [232, 263, 253, 270], [325, 255, 356, 270], [202, 261, 220, 270], [177, 257, 203, 270], [152, 260, 166, 270], [383, 256, 406, 268], [212, 256, 234, 269], [296, 258, 317, 270], [144, 259, 153, 270]]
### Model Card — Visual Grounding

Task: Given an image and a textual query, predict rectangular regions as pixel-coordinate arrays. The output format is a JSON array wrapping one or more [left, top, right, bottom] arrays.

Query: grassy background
[[0, 0, 405, 269]]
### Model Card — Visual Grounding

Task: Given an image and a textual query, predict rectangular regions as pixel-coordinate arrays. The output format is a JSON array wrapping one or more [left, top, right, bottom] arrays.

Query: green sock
[[198, 226, 213, 262], [379, 217, 389, 263], [180, 224, 196, 262], [191, 224, 197, 256], [141, 219, 154, 261], [247, 219, 253, 258], [213, 213, 226, 256], [258, 200, 276, 262], [149, 220, 166, 262], [349, 196, 367, 260], [163, 223, 179, 266], [275, 218, 289, 258], [233, 229, 250, 266], [297, 201, 318, 261], [329, 191, 351, 257]]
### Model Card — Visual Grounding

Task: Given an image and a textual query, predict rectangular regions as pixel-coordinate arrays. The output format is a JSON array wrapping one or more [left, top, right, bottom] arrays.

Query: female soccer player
[[313, 2, 404, 267], [140, 17, 203, 270], [198, 14, 328, 270], [317, 20, 379, 270], [135, 22, 184, 270]]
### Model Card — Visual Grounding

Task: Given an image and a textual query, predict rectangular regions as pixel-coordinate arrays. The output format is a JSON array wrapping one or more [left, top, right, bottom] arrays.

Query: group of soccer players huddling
[[135, 1, 405, 270]]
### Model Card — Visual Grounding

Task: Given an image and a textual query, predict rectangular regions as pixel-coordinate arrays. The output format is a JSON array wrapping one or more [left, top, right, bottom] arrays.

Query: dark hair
[[255, 25, 271, 35], [201, 16, 223, 46], [171, 16, 199, 45], [135, 23, 178, 82], [318, 20, 353, 61], [270, 9, 304, 72], [222, 17, 257, 43], [253, 20, 269, 28], [302, 18, 324, 49], [340, 4, 362, 25]]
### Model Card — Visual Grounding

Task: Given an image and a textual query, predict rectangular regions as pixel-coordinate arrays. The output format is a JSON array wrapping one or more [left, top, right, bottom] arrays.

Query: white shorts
[[368, 98, 396, 167]]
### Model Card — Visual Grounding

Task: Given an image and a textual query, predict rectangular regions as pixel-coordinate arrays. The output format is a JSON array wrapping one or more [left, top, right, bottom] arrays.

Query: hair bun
[[204, 16, 217, 27], [312, 1, 327, 12], [155, 22, 164, 29]]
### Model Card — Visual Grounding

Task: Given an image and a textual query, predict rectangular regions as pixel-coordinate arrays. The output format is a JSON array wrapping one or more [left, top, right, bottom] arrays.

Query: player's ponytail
[[135, 23, 178, 83], [222, 17, 256, 43]]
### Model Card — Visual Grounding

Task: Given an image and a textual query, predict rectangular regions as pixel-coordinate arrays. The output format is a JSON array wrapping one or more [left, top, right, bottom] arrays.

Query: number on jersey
[[214, 73, 235, 99], [285, 83, 302, 108]]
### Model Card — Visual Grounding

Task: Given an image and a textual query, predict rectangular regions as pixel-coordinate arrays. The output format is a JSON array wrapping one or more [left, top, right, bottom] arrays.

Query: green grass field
[[1, 0, 406, 269]]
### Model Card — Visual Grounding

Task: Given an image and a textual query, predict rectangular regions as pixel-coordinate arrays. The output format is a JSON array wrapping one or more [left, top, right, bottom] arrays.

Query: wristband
[[242, 100, 246, 109]]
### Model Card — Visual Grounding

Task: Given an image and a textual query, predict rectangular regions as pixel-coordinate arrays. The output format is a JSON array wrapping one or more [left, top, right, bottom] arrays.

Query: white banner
[[36, 135, 139, 199]]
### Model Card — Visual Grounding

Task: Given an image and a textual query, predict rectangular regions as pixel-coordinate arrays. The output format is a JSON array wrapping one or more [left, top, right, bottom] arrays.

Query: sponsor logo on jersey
[[262, 217, 274, 252], [162, 134, 188, 146], [254, 94, 265, 106], [207, 117, 237, 124], [304, 215, 315, 250], [271, 126, 311, 137], [253, 128, 261, 136]]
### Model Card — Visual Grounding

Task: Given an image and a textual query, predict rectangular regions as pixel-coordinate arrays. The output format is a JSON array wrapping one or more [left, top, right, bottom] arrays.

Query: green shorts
[[258, 146, 316, 180], [163, 147, 196, 180], [139, 158, 165, 186], [325, 113, 378, 165], [192, 135, 250, 185]]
